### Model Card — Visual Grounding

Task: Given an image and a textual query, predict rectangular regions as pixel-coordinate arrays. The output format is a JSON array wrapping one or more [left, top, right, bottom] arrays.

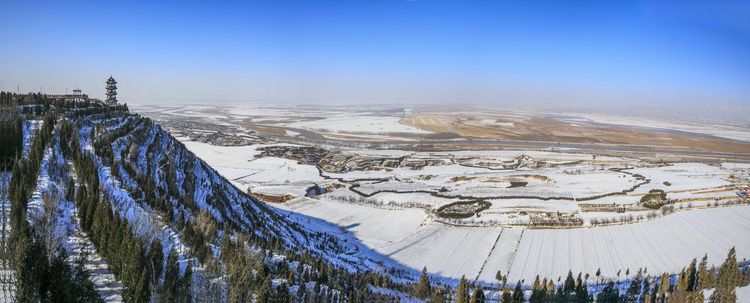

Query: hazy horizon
[[1, 0, 749, 108]]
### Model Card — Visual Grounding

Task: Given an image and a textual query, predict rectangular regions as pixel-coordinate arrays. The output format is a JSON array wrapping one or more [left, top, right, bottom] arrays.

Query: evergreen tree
[[15, 239, 46, 303], [431, 286, 446, 303], [650, 280, 660, 303], [456, 275, 470, 303], [697, 255, 712, 289], [147, 240, 164, 285], [686, 258, 698, 291], [48, 252, 73, 302], [529, 275, 544, 303], [469, 286, 485, 303], [706, 267, 719, 289], [639, 275, 652, 303], [512, 282, 524, 303], [675, 269, 688, 292], [135, 267, 151, 303], [563, 270, 576, 295], [546, 280, 555, 298], [414, 266, 431, 299], [670, 268, 701, 303], [575, 273, 590, 303], [625, 269, 642, 302], [161, 249, 180, 302], [659, 273, 670, 298], [596, 281, 619, 303], [717, 247, 742, 289], [708, 287, 736, 303], [257, 276, 272, 303], [501, 288, 512, 303], [72, 255, 104, 302], [180, 265, 193, 303]]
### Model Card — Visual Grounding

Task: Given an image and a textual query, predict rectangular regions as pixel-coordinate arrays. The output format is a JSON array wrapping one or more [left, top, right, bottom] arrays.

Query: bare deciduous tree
[[40, 189, 62, 257]]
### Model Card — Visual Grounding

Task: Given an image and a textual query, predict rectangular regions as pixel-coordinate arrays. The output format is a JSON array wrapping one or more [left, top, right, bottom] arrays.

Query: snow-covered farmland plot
[[478, 228, 524, 282], [374, 222, 504, 281], [281, 198, 427, 248], [507, 206, 750, 283], [282, 198, 750, 285], [284, 114, 431, 134]]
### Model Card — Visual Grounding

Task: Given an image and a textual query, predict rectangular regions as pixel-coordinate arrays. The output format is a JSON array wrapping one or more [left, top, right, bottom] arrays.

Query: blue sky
[[1, 0, 748, 107]]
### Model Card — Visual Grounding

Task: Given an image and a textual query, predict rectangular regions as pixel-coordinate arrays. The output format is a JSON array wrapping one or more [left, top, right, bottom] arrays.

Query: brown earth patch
[[402, 109, 750, 154]]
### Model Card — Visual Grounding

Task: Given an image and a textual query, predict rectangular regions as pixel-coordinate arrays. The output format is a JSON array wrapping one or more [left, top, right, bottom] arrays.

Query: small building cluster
[[44, 87, 89, 102], [44, 76, 120, 106]]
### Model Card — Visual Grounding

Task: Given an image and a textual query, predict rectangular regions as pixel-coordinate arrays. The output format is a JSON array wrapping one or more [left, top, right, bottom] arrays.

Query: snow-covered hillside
[[4, 98, 422, 302]]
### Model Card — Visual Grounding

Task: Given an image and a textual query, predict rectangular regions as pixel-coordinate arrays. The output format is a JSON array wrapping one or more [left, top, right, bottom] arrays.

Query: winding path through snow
[[65, 209, 124, 302]]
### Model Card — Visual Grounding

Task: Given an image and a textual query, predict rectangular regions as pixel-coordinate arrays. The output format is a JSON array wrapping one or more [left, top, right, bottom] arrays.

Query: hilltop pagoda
[[105, 76, 118, 105]]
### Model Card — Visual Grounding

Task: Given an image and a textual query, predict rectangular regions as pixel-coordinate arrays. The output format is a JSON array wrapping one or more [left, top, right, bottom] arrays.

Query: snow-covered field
[[279, 198, 750, 284], [509, 206, 750, 283], [282, 198, 427, 248], [738, 285, 750, 301], [377, 221, 504, 280], [181, 141, 323, 196], [555, 111, 750, 142], [284, 114, 430, 134], [134, 104, 432, 136], [176, 130, 750, 286]]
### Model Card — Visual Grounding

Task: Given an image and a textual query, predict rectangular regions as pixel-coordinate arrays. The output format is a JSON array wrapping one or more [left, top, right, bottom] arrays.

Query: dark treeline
[[60, 119, 193, 302], [3, 93, 130, 302], [1, 91, 129, 119], [408, 270, 591, 303], [8, 108, 102, 302], [408, 246, 749, 303], [0, 103, 23, 169], [406, 246, 748, 303], [0, 92, 19, 106], [592, 247, 748, 303]]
